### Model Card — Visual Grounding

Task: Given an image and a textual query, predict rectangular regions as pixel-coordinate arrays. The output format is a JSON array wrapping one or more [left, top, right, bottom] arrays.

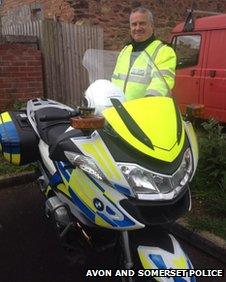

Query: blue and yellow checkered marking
[[173, 277, 189, 282], [56, 161, 73, 182], [96, 211, 117, 227], [49, 172, 63, 187], [87, 177, 135, 227], [0, 112, 21, 164], [148, 254, 195, 282], [75, 133, 133, 197], [113, 183, 131, 196], [69, 186, 96, 221], [85, 174, 105, 193], [106, 206, 116, 216], [69, 182, 134, 228], [56, 161, 136, 229], [149, 254, 167, 269]]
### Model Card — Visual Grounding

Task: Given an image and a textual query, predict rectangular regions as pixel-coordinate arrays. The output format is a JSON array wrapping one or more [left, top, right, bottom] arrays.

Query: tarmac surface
[[0, 182, 225, 282]]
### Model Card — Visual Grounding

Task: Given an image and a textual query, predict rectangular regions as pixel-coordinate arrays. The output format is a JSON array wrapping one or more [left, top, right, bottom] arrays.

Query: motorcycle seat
[[35, 107, 93, 161], [35, 107, 71, 145]]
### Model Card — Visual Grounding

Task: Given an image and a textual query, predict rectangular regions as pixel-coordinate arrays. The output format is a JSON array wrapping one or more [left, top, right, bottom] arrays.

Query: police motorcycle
[[0, 49, 198, 282]]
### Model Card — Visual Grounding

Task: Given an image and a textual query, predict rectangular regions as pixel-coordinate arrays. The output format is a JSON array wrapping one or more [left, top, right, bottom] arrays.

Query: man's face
[[130, 11, 153, 42]]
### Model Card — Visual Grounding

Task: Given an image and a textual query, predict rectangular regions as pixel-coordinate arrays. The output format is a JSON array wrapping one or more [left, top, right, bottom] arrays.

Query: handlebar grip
[[70, 110, 80, 117], [39, 110, 80, 122]]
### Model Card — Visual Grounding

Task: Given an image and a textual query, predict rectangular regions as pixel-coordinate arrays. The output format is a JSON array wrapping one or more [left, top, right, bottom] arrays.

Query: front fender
[[137, 233, 196, 282]]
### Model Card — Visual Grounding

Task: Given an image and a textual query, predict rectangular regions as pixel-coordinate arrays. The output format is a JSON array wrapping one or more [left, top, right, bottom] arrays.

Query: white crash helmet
[[84, 79, 125, 115]]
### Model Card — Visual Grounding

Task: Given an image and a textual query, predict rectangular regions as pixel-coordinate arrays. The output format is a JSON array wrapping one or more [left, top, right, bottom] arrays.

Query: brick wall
[[1, 0, 226, 50], [0, 0, 74, 24], [65, 0, 226, 49], [0, 38, 43, 111]]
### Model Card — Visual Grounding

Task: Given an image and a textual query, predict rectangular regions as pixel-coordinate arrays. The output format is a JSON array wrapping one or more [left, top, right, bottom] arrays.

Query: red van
[[171, 14, 226, 123]]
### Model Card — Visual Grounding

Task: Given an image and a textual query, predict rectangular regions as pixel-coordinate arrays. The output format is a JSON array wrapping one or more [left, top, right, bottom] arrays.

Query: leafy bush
[[187, 119, 226, 239], [13, 99, 26, 111], [191, 119, 226, 216]]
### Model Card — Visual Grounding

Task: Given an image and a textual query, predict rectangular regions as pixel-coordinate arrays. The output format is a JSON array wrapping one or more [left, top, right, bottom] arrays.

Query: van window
[[172, 35, 201, 69]]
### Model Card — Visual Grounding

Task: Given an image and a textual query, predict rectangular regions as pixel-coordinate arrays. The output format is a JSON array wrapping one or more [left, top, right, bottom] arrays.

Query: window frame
[[172, 34, 202, 69]]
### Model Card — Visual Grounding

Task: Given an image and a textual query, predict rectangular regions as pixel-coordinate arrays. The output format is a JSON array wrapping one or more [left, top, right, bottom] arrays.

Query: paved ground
[[0, 182, 225, 282]]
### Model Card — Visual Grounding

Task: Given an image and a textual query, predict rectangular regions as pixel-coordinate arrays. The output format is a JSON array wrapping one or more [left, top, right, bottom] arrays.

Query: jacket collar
[[130, 34, 156, 52]]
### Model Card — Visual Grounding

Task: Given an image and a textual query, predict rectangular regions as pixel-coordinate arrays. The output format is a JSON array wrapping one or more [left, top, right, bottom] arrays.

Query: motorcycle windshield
[[83, 50, 184, 162], [82, 49, 171, 98]]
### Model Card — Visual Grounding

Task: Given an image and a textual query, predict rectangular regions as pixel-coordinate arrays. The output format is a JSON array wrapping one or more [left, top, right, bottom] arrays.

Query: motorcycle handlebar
[[39, 110, 80, 122]]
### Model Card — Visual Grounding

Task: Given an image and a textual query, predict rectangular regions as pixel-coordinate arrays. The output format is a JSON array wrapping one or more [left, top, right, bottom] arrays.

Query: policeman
[[112, 7, 176, 100]]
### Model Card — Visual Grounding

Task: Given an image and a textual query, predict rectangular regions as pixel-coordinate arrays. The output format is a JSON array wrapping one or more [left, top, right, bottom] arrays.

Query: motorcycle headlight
[[65, 151, 107, 182], [171, 148, 192, 188], [118, 148, 193, 200]]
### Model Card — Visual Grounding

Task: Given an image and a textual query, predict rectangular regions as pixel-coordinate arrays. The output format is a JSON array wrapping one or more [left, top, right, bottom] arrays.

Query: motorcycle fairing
[[55, 161, 144, 230], [103, 97, 185, 162], [98, 128, 190, 176], [70, 131, 134, 196], [45, 182, 69, 199], [47, 170, 71, 197], [137, 234, 196, 282]]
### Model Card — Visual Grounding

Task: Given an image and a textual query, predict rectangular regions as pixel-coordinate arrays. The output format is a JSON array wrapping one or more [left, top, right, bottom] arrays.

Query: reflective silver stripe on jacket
[[145, 89, 163, 96], [112, 42, 166, 85], [150, 42, 164, 62], [112, 73, 151, 84], [153, 70, 175, 79], [112, 73, 126, 80]]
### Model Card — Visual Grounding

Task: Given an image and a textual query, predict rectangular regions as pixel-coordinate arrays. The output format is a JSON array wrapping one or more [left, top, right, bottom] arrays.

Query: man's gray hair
[[130, 7, 154, 25]]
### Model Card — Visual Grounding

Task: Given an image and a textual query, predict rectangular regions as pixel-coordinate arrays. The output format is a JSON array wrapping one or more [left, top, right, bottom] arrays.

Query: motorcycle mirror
[[185, 104, 204, 122]]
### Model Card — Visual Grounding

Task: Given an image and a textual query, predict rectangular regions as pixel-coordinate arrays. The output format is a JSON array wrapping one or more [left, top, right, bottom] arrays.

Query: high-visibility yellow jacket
[[112, 39, 176, 100]]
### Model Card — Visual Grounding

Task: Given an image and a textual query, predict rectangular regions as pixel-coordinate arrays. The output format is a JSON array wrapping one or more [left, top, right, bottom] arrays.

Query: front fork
[[120, 231, 136, 282], [121, 231, 134, 269]]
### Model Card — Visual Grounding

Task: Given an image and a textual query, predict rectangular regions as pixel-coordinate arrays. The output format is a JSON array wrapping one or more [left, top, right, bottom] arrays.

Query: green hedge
[[188, 119, 226, 239]]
